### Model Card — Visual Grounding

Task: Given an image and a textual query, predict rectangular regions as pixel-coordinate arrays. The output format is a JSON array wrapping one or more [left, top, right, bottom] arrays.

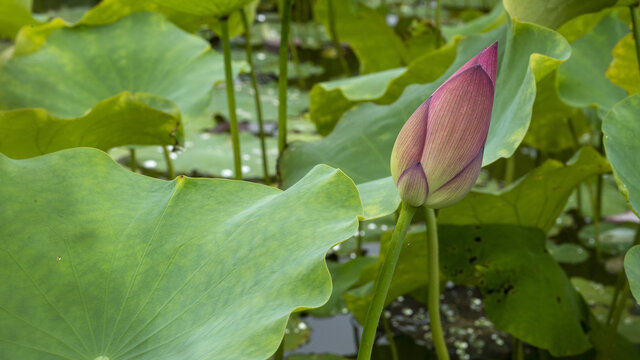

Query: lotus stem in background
[[129, 147, 136, 172], [278, 0, 294, 155], [381, 315, 399, 360], [240, 9, 270, 184], [162, 146, 175, 179], [426, 207, 449, 360], [357, 202, 417, 360], [220, 16, 243, 180], [504, 155, 515, 185], [587, 180, 603, 261], [378, 43, 497, 360], [327, 0, 350, 76], [435, 0, 442, 47], [630, 4, 640, 75], [512, 338, 523, 360], [289, 18, 306, 89]]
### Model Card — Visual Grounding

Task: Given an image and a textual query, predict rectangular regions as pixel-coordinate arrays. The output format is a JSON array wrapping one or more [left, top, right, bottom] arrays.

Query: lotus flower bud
[[390, 42, 498, 208]]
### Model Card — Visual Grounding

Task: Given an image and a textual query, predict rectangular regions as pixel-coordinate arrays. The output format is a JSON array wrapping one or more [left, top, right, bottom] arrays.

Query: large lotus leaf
[[356, 177, 400, 221], [625, 246, 640, 303], [0, 0, 37, 38], [313, 0, 410, 74], [347, 224, 591, 356], [440, 225, 591, 355], [557, 12, 628, 111], [281, 18, 571, 215], [0, 92, 183, 159], [503, 0, 616, 29], [606, 33, 640, 95], [0, 148, 363, 360], [0, 12, 227, 118], [79, 0, 257, 37], [149, 0, 254, 18], [602, 92, 640, 215], [523, 70, 590, 153], [309, 40, 458, 135], [438, 147, 610, 233]]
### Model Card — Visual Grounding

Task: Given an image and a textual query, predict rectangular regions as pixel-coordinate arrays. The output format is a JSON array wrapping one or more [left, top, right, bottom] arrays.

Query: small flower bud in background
[[390, 42, 498, 208]]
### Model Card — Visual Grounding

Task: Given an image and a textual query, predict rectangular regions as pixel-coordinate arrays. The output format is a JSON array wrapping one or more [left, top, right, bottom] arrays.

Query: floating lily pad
[[547, 242, 590, 264], [0, 147, 362, 360]]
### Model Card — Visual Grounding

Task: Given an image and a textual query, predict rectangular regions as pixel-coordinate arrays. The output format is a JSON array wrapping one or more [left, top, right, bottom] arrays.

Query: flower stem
[[630, 5, 640, 75], [129, 147, 136, 172], [220, 17, 242, 180], [278, 0, 294, 155], [356, 221, 363, 257], [381, 315, 399, 360], [240, 9, 270, 185], [327, 0, 350, 76], [357, 202, 417, 360], [425, 207, 450, 360], [162, 146, 175, 179]]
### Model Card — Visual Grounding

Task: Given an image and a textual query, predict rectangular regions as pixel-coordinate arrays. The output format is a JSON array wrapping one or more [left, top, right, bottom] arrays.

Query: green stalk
[[504, 155, 515, 186], [435, 0, 442, 47], [357, 202, 417, 360], [630, 5, 640, 75], [129, 148, 136, 172], [162, 146, 175, 179], [278, 0, 294, 155], [607, 225, 640, 324], [240, 9, 270, 185], [273, 338, 284, 360], [603, 281, 630, 358], [220, 17, 243, 180], [356, 221, 363, 257], [426, 207, 450, 360], [587, 180, 602, 261], [381, 314, 399, 360], [327, 0, 350, 76], [512, 338, 523, 360]]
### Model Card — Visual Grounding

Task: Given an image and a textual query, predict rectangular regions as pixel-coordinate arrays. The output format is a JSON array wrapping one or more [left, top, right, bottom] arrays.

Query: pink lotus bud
[[390, 42, 497, 208]]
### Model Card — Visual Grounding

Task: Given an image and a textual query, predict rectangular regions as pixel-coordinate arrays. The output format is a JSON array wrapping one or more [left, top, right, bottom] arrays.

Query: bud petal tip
[[396, 162, 429, 207]]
